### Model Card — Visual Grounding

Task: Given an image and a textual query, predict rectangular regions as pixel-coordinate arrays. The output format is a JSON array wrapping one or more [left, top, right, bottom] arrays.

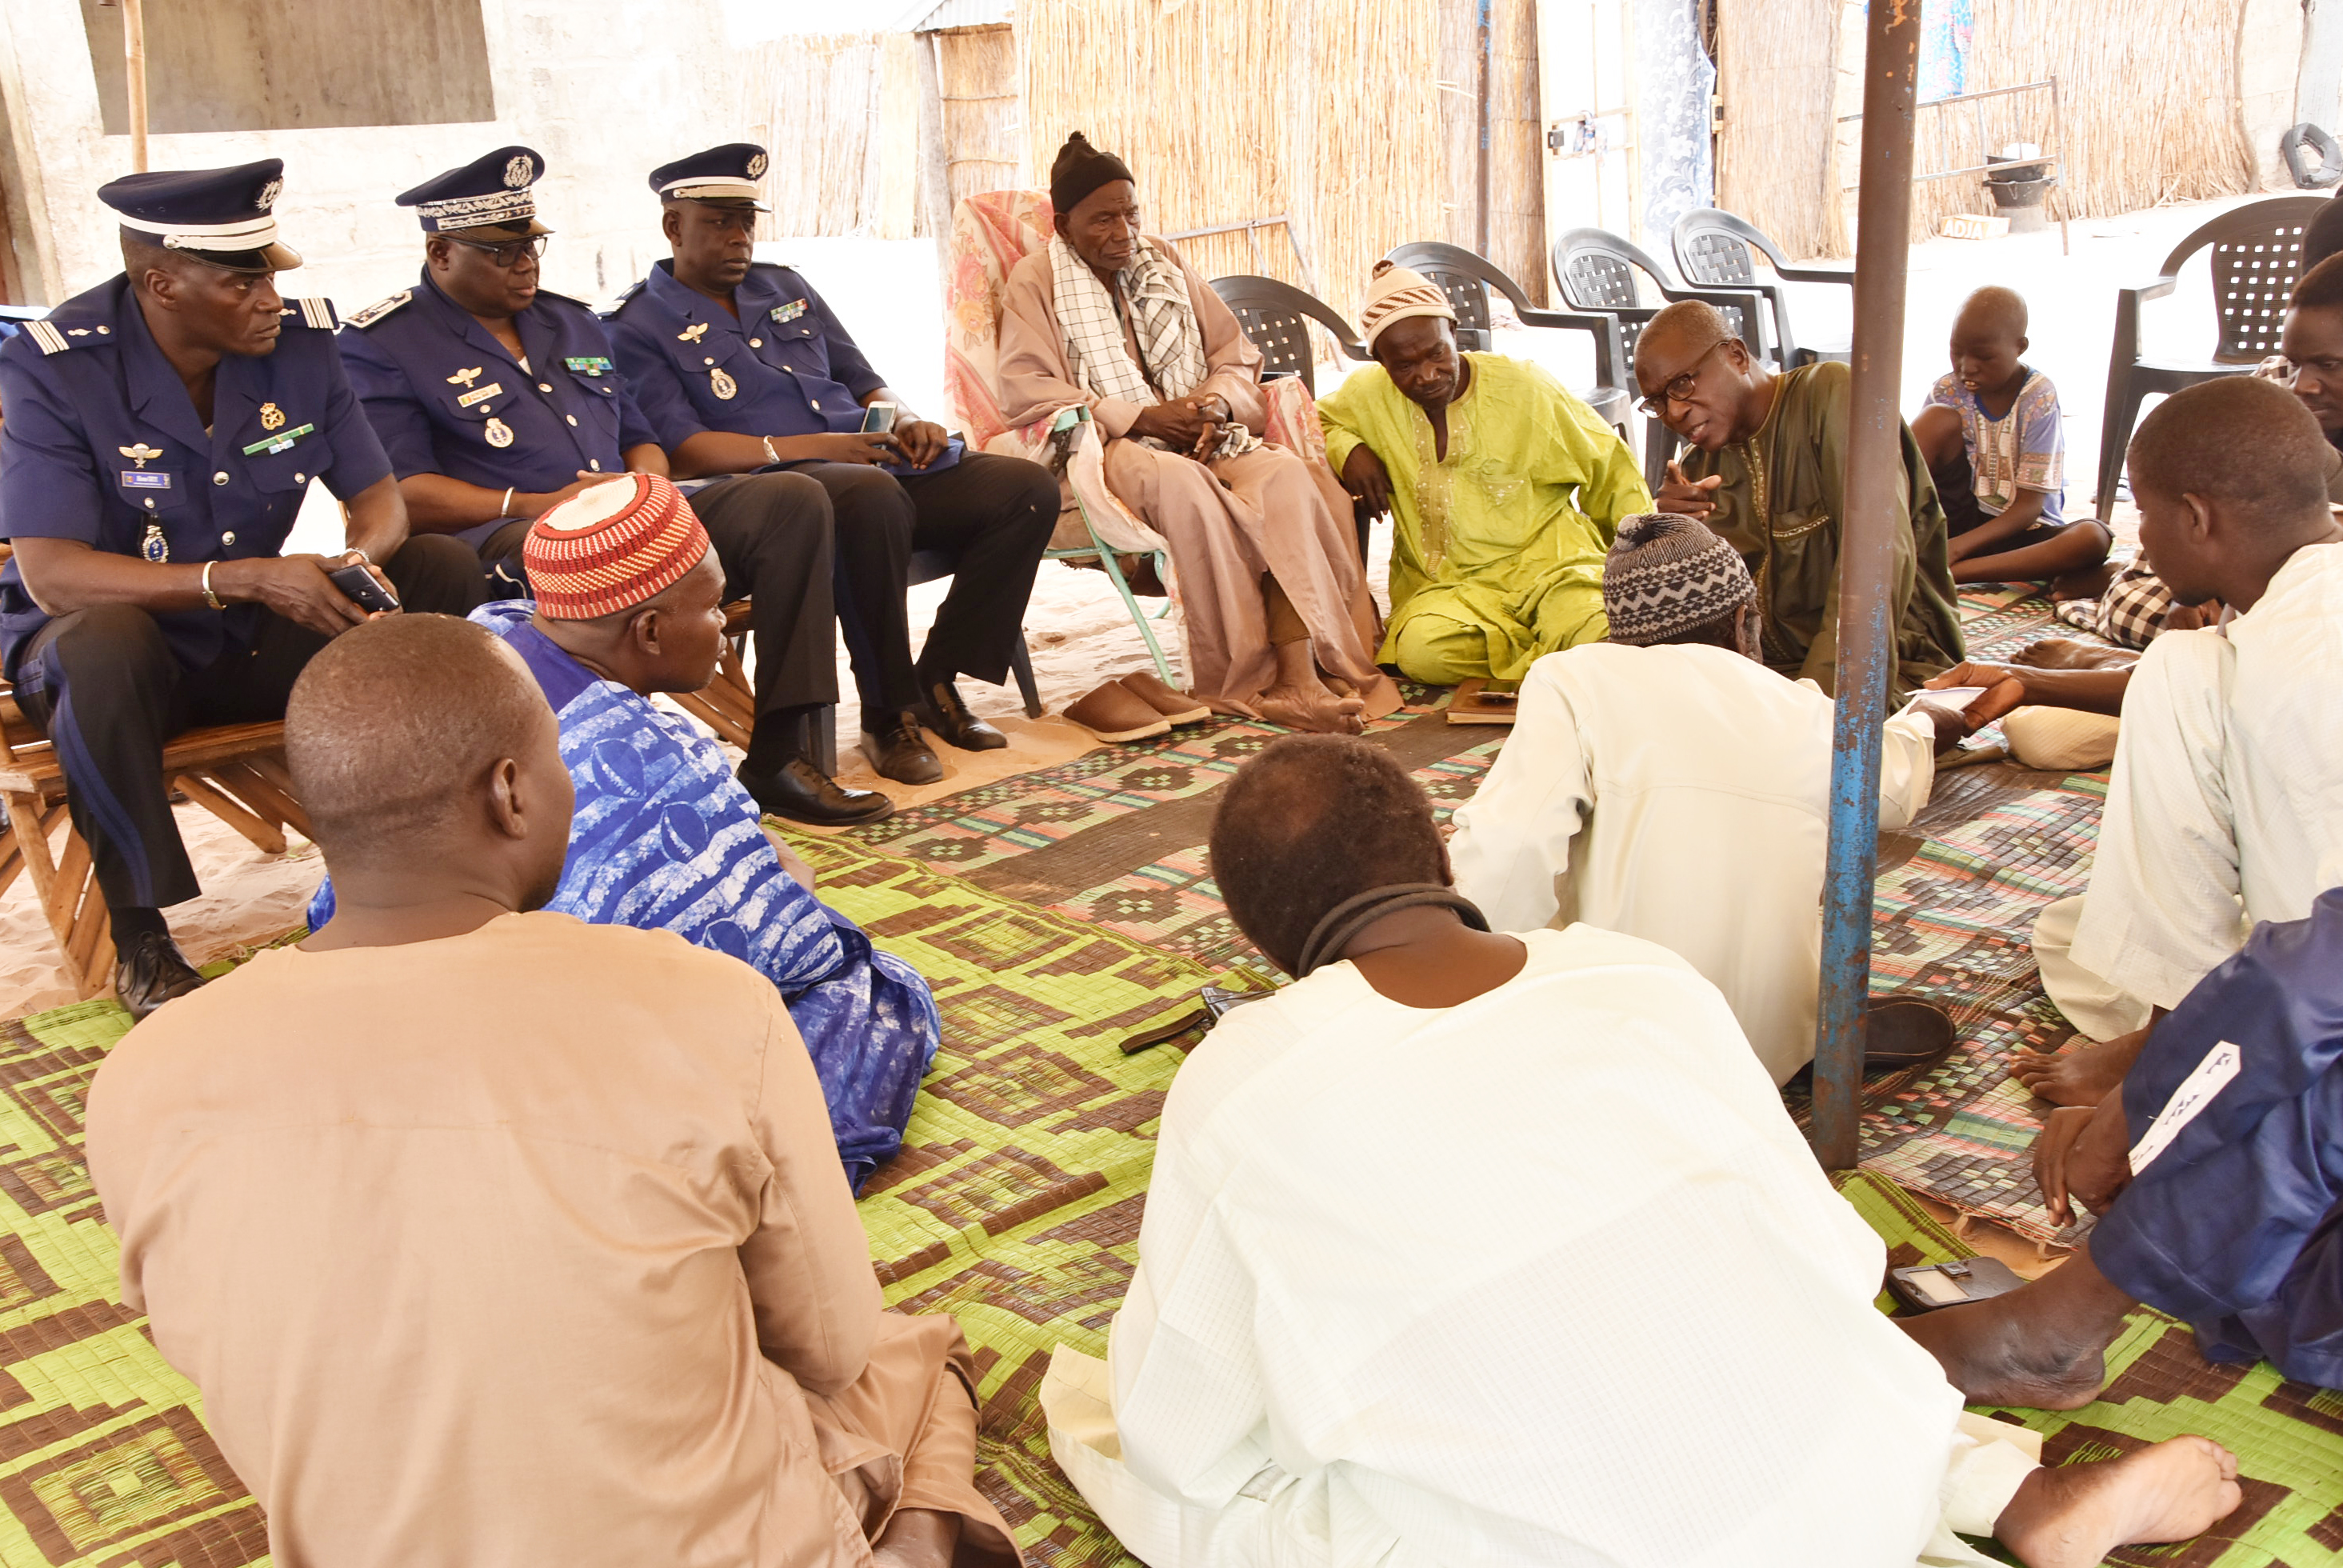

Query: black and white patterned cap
[[1602, 512, 1755, 645]]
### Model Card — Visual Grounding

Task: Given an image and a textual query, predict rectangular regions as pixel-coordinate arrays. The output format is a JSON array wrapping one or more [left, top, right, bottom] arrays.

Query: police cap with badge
[[397, 145, 554, 238], [648, 143, 774, 211], [97, 158, 303, 275]]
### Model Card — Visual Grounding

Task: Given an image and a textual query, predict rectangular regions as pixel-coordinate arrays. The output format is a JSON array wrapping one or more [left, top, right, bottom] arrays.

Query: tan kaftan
[[86, 911, 1020, 1568], [996, 240, 1399, 714]]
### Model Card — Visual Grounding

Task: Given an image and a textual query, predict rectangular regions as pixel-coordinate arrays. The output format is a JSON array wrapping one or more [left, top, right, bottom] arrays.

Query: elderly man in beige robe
[[996, 133, 1399, 734]]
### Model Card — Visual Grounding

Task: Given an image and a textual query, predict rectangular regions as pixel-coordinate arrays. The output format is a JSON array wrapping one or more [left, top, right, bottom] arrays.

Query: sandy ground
[[0, 192, 2257, 1013]]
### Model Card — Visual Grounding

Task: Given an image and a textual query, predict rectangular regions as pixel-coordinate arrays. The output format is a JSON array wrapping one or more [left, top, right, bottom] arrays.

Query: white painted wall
[[0, 0, 827, 312], [2241, 0, 2311, 190]]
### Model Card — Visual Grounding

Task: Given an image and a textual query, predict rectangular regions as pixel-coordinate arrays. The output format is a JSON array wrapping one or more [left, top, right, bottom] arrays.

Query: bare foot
[[1255, 679, 1367, 734], [2050, 560, 2118, 602], [2010, 1026, 2147, 1106], [1900, 1299, 2110, 1410], [1995, 1437, 2241, 1568], [2014, 637, 2139, 673]]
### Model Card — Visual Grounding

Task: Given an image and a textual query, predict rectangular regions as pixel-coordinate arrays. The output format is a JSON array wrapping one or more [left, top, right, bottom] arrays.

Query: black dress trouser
[[786, 451, 1058, 718], [14, 534, 481, 912]]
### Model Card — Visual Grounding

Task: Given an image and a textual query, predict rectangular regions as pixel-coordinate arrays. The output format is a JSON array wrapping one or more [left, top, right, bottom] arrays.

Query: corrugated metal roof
[[910, 0, 1011, 32]]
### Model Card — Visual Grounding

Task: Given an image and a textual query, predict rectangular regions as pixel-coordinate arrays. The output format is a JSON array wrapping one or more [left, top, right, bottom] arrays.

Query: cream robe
[[995, 239, 1397, 714], [86, 913, 1018, 1568], [1042, 926, 2037, 1568], [1448, 642, 1938, 1084], [2053, 540, 2343, 1019]]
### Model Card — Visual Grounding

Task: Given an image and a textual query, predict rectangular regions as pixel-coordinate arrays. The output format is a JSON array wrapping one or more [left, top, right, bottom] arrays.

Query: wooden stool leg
[[8, 793, 112, 1000]]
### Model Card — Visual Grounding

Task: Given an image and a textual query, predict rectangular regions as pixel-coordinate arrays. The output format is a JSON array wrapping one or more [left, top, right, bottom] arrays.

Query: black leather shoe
[[861, 712, 945, 785], [916, 679, 1008, 752], [736, 758, 894, 827], [114, 930, 206, 1021]]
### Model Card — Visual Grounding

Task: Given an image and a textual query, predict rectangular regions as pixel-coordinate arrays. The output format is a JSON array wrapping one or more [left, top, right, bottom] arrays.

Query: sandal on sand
[[1066, 679, 1172, 742], [1117, 671, 1211, 726]]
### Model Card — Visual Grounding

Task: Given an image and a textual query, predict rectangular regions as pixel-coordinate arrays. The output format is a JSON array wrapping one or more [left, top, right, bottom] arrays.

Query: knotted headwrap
[[1359, 258, 1456, 350], [1601, 512, 1756, 645], [525, 474, 711, 620], [1050, 132, 1134, 217]]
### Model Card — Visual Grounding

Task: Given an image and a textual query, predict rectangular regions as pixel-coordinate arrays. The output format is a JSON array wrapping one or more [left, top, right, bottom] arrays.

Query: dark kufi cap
[[1601, 513, 1757, 646], [100, 158, 300, 273], [1049, 132, 1134, 218], [397, 146, 552, 238]]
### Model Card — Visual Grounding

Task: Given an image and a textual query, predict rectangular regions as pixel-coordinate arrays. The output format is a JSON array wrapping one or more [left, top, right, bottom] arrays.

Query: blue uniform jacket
[[335, 271, 658, 542], [606, 261, 886, 447], [0, 278, 388, 679]]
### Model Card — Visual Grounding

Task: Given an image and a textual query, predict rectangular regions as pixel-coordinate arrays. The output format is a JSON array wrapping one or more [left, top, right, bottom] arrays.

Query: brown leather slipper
[[1118, 671, 1211, 725], [1863, 997, 1957, 1074], [1066, 679, 1173, 742]]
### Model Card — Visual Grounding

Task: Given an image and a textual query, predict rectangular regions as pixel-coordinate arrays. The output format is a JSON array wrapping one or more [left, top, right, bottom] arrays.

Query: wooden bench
[[0, 544, 314, 999]]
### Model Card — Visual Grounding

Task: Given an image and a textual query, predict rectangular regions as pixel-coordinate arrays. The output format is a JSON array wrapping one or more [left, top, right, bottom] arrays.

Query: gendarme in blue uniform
[[607, 260, 890, 448], [335, 272, 658, 546], [0, 280, 384, 679]]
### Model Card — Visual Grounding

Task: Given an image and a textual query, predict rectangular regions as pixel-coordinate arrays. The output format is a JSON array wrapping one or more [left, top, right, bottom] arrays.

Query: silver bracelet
[[345, 547, 371, 566], [760, 436, 780, 467], [499, 486, 517, 518]]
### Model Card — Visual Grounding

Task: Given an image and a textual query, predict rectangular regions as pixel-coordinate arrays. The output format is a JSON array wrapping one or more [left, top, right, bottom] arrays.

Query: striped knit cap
[[524, 473, 710, 620], [1601, 512, 1755, 646], [1359, 259, 1455, 350]]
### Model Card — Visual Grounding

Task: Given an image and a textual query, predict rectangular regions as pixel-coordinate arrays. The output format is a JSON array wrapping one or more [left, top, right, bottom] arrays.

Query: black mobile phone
[[861, 402, 898, 434], [1887, 1256, 2027, 1313], [326, 560, 400, 614]]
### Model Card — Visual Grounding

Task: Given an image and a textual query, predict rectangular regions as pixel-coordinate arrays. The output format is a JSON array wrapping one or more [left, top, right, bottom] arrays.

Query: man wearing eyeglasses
[[1636, 300, 1963, 702], [338, 147, 887, 827]]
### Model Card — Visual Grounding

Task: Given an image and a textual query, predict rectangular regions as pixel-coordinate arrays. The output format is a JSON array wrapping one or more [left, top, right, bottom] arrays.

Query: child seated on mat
[[1911, 286, 2113, 594]]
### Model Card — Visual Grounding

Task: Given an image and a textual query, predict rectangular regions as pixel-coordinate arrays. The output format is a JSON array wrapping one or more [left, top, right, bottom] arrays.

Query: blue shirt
[[606, 261, 885, 446], [0, 277, 390, 678], [335, 271, 659, 538]]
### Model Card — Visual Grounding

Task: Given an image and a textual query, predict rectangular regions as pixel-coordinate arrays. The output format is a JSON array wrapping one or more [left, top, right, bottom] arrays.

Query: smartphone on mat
[[1887, 1256, 2025, 1313], [861, 402, 898, 435], [326, 560, 401, 614]]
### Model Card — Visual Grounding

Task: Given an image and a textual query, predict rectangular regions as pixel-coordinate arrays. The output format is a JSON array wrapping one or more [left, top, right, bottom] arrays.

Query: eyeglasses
[[447, 235, 550, 269], [1637, 338, 1728, 418]]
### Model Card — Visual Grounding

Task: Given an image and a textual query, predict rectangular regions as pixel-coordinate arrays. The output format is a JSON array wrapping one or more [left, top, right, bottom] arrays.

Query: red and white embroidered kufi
[[524, 473, 710, 620]]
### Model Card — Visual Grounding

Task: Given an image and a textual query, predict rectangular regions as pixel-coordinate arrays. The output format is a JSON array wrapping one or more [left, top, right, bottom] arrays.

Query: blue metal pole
[[1813, 0, 1922, 1171]]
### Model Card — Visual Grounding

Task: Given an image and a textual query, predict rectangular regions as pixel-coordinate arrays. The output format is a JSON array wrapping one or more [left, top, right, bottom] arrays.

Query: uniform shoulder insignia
[[345, 290, 414, 330], [22, 320, 74, 356], [282, 297, 342, 330], [613, 278, 647, 305]]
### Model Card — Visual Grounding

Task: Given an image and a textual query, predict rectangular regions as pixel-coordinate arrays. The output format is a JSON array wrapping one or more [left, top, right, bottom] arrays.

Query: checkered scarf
[[1048, 233, 1256, 458]]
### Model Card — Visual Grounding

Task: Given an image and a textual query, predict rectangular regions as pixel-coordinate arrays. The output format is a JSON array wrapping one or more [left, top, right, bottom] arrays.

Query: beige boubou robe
[[996, 240, 1400, 716]]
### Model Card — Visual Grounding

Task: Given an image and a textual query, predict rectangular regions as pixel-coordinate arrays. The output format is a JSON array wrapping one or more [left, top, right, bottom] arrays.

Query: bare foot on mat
[[2015, 637, 2138, 673], [1899, 1303, 2109, 1411], [2011, 1026, 2148, 1106], [1256, 679, 1366, 734], [1995, 1436, 2241, 1568]]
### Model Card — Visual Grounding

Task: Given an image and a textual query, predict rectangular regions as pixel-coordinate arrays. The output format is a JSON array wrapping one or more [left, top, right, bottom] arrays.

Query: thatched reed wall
[[750, 32, 919, 239], [935, 26, 1027, 216], [1713, 0, 1843, 261], [1018, 0, 1541, 329], [1883, 0, 2261, 247], [1727, 0, 2264, 261]]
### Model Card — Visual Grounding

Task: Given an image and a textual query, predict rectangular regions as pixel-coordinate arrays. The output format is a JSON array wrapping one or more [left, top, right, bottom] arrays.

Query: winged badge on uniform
[[446, 366, 485, 389], [118, 442, 163, 469], [678, 322, 710, 345]]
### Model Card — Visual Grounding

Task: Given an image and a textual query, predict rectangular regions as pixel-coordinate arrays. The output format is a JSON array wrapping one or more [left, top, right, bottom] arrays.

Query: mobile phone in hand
[[861, 402, 898, 435], [326, 560, 400, 614]]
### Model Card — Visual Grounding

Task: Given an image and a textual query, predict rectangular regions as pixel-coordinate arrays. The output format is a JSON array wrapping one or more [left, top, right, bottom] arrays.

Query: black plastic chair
[[1208, 275, 1381, 560], [2094, 194, 2329, 518], [1669, 208, 1852, 368], [1206, 274, 1368, 396], [1380, 241, 1633, 441], [1550, 228, 1772, 488]]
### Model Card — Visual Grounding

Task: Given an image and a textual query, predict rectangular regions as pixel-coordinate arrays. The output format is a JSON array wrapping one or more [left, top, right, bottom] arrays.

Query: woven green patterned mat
[[1842, 1170, 2343, 1568], [0, 834, 1254, 1566]]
